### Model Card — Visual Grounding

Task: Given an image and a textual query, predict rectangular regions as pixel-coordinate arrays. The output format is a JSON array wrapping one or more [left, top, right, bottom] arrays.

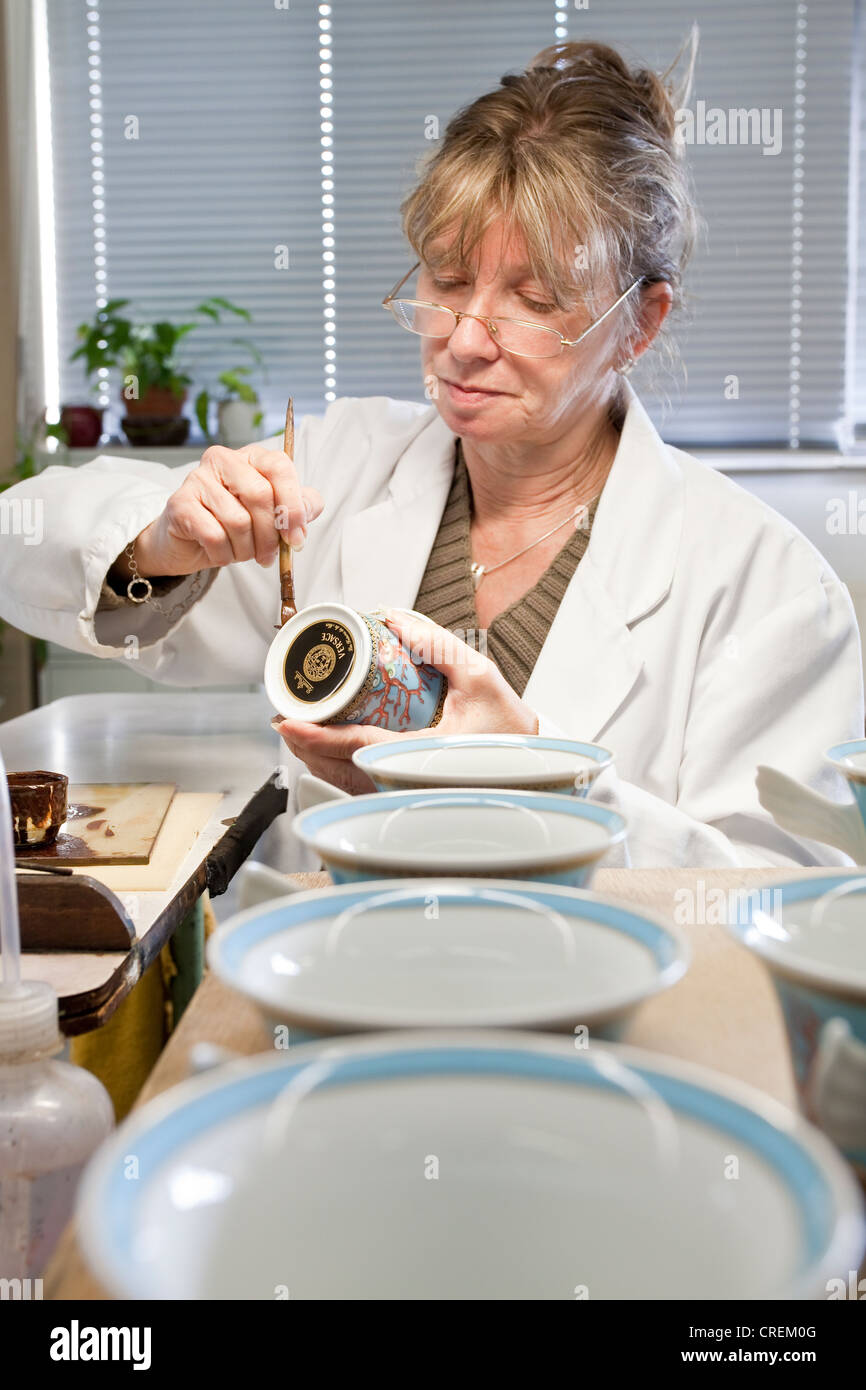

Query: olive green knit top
[[412, 438, 601, 698]]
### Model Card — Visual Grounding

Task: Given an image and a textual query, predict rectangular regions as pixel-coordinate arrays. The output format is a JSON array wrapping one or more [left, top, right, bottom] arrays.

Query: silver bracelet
[[124, 540, 207, 621], [124, 541, 158, 606]]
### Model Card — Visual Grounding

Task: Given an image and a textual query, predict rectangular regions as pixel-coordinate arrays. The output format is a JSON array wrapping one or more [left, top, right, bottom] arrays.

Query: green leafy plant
[[71, 296, 252, 400], [0, 418, 67, 492], [194, 337, 266, 440]]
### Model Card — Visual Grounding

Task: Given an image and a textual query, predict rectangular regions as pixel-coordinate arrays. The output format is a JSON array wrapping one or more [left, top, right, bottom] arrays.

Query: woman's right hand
[[132, 442, 325, 577]]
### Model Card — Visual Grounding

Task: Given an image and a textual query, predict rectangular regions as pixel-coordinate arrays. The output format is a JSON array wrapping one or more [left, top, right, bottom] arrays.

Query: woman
[[1, 37, 862, 871]]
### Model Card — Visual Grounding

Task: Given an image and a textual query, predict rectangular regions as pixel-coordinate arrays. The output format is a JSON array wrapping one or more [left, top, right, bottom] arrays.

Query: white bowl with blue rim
[[291, 787, 626, 887], [826, 739, 866, 808], [75, 1030, 865, 1300], [207, 878, 688, 1043], [755, 742, 866, 864], [728, 872, 866, 1177], [352, 733, 613, 796], [825, 740, 866, 852]]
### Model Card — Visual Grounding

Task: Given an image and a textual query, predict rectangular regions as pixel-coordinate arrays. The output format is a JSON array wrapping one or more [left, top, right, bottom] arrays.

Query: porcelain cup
[[264, 603, 446, 731]]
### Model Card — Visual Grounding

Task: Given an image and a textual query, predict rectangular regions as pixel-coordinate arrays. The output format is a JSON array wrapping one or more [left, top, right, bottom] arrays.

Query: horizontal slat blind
[[330, 0, 858, 447], [46, 0, 861, 448], [47, 0, 323, 427], [330, 0, 553, 405], [855, 0, 866, 435]]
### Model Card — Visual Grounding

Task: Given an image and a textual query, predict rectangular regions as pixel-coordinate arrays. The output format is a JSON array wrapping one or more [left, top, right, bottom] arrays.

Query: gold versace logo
[[302, 643, 337, 683]]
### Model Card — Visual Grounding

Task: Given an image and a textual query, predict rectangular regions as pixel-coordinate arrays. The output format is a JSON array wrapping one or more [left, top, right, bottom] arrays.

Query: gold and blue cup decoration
[[264, 602, 447, 731]]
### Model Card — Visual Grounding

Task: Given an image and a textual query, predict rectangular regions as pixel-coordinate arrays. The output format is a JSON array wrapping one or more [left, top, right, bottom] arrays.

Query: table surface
[[45, 863, 840, 1300], [0, 690, 280, 789], [2, 693, 285, 1027]]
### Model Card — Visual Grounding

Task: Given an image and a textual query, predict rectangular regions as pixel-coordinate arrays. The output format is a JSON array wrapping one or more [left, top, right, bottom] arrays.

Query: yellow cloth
[[69, 890, 217, 1120]]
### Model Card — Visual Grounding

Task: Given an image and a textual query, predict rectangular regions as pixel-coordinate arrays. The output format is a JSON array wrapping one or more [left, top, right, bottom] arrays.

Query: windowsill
[[686, 448, 866, 474], [43, 443, 866, 475], [62, 445, 206, 466]]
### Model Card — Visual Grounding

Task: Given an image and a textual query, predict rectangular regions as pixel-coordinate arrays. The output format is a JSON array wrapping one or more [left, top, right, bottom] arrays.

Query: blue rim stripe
[[827, 740, 866, 760], [354, 736, 612, 766], [216, 884, 681, 975], [730, 873, 866, 932], [296, 789, 627, 838], [97, 1044, 834, 1283]]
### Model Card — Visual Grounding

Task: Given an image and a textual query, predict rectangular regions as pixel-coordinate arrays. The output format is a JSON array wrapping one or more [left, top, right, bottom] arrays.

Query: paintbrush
[[277, 398, 298, 628]]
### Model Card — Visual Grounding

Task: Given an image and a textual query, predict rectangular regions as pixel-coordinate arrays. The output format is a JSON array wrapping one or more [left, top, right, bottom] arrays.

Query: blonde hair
[[400, 27, 703, 413]]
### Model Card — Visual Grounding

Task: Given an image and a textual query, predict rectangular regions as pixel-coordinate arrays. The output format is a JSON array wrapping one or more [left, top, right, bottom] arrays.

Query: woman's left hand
[[272, 607, 539, 795]]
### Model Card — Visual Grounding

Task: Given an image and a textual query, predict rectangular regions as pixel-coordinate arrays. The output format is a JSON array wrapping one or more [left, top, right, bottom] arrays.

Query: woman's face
[[416, 218, 654, 448]]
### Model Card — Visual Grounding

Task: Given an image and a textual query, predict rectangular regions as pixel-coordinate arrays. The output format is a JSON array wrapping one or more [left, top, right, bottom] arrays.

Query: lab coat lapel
[[523, 381, 684, 740], [339, 407, 457, 612], [523, 557, 645, 740], [339, 385, 684, 743]]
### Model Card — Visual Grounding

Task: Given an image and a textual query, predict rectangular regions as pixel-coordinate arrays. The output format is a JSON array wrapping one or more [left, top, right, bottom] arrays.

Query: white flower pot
[[217, 399, 260, 449]]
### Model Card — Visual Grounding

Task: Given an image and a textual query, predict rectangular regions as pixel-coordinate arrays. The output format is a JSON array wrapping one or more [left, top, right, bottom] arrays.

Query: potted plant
[[194, 339, 266, 448], [59, 402, 104, 449], [71, 296, 252, 447]]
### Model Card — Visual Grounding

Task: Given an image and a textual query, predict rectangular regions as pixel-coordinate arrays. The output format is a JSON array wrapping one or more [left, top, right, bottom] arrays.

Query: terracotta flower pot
[[60, 404, 104, 448], [120, 386, 189, 446], [122, 386, 186, 419]]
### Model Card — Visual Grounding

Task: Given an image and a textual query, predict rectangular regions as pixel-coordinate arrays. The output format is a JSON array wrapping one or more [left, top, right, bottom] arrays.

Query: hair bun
[[525, 30, 697, 147], [526, 39, 631, 78], [630, 67, 677, 143]]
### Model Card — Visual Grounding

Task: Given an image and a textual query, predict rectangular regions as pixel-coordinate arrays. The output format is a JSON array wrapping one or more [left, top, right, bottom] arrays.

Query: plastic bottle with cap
[[0, 750, 114, 1283]]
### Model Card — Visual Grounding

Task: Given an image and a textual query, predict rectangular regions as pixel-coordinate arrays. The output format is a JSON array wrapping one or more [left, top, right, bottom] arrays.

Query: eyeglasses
[[382, 261, 645, 360]]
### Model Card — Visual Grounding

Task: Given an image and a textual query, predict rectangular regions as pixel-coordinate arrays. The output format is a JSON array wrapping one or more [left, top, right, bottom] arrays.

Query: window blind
[[854, 0, 866, 436], [45, 0, 863, 448]]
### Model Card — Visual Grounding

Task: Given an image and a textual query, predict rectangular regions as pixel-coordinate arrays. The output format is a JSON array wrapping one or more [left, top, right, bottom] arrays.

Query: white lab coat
[[1, 379, 863, 872]]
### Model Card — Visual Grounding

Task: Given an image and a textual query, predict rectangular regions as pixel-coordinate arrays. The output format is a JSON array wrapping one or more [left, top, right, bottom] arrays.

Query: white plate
[[731, 874, 866, 995], [292, 787, 626, 877], [352, 734, 613, 792], [208, 878, 689, 1032], [77, 1032, 866, 1300]]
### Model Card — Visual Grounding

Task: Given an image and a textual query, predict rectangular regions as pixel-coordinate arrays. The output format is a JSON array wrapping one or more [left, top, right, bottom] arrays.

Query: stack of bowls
[[751, 737, 866, 1178], [309, 734, 625, 888], [211, 733, 678, 1045], [76, 732, 866, 1298], [728, 871, 866, 1180]]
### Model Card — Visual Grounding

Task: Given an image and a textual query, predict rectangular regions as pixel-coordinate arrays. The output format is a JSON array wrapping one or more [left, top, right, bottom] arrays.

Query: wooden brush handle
[[278, 399, 297, 626]]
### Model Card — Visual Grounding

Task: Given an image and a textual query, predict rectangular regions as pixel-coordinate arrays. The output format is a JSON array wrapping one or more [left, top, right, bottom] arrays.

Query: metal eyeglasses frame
[[382, 260, 645, 358]]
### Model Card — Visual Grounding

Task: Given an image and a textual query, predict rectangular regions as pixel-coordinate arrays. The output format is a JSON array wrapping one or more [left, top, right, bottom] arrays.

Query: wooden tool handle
[[278, 398, 298, 627], [15, 873, 136, 950]]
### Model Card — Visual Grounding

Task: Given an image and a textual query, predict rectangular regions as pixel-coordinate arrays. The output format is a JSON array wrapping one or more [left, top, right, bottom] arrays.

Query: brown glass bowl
[[7, 770, 69, 849]]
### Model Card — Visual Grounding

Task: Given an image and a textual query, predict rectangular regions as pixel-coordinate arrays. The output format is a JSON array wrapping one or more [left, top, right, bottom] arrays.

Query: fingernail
[[288, 527, 305, 549], [270, 714, 284, 726], [303, 497, 313, 520]]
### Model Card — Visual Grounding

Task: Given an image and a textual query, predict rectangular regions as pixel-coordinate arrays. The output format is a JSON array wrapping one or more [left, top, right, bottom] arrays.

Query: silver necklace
[[469, 499, 596, 591]]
